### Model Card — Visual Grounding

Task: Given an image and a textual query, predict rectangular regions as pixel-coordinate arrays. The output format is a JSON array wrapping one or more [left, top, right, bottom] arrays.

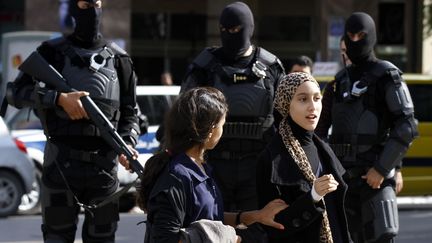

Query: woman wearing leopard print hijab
[[257, 72, 352, 243]]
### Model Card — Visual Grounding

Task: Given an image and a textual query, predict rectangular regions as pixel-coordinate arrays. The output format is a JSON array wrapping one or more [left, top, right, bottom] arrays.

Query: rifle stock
[[18, 51, 144, 177]]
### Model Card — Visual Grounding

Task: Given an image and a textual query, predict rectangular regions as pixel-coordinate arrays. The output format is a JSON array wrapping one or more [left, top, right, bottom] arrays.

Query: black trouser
[[344, 174, 398, 243], [41, 141, 119, 243]]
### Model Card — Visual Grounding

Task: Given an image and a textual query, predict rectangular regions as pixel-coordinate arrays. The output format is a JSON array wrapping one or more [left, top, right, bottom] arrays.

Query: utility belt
[[330, 143, 380, 166], [330, 133, 381, 162], [209, 139, 265, 160], [222, 121, 264, 140], [52, 141, 117, 171]]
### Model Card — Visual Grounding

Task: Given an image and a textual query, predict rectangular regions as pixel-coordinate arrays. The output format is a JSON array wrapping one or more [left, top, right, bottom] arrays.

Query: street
[[1, 208, 432, 243]]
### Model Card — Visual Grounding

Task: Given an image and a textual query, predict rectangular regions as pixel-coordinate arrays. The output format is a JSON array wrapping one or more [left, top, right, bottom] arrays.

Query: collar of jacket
[[270, 134, 346, 189], [172, 153, 212, 183]]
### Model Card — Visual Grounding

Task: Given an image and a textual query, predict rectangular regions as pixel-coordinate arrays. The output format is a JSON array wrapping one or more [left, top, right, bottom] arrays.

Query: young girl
[[257, 72, 352, 243], [136, 87, 287, 242]]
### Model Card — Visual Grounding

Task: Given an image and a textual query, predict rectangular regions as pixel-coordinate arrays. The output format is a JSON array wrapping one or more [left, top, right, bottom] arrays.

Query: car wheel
[[18, 168, 41, 215], [0, 171, 24, 217]]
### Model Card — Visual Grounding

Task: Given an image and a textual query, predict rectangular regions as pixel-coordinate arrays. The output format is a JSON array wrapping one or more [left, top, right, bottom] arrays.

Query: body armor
[[44, 37, 122, 137], [191, 47, 279, 140], [329, 60, 410, 167]]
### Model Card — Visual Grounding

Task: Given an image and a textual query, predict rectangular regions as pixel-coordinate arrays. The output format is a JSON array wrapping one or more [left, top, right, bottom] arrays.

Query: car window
[[407, 84, 432, 122]]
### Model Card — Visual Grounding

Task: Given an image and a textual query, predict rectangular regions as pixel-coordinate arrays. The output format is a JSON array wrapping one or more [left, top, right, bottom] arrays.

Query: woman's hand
[[253, 199, 288, 230], [313, 174, 339, 197], [236, 235, 242, 243]]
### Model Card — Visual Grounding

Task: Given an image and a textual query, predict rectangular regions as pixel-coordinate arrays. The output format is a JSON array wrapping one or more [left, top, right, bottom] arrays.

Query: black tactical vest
[[191, 47, 280, 140], [43, 37, 122, 137], [330, 61, 401, 165]]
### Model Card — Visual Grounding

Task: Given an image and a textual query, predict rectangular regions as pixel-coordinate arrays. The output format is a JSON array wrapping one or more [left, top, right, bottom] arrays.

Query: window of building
[[378, 2, 405, 45], [257, 16, 311, 41], [131, 56, 189, 85], [0, 0, 24, 36], [131, 12, 206, 41]]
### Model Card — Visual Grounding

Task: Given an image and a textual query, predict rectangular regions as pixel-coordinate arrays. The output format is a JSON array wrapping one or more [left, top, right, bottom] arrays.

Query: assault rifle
[[19, 51, 144, 177]]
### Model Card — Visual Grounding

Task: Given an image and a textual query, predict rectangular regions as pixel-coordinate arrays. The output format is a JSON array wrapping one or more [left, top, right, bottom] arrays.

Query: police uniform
[[6, 1, 139, 242], [316, 12, 418, 243], [182, 46, 284, 212], [181, 2, 285, 212]]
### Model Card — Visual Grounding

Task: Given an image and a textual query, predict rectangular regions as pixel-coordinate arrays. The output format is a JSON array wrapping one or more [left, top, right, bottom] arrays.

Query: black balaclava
[[219, 2, 254, 60], [344, 12, 376, 65], [69, 0, 102, 46]]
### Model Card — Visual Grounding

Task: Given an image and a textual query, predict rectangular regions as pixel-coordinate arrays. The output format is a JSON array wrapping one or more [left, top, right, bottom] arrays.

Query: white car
[[0, 117, 36, 217], [6, 85, 180, 212]]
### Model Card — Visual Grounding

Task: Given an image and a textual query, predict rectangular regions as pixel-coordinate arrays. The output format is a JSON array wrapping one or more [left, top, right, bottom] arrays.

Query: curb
[[397, 196, 432, 209]]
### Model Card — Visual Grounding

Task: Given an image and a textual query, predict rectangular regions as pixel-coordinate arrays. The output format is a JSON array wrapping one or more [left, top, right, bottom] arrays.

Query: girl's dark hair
[[137, 87, 228, 211]]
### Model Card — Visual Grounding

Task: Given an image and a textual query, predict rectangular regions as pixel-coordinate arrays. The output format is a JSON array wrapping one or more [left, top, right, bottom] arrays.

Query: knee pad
[[361, 186, 398, 242], [41, 184, 79, 243], [86, 200, 119, 238], [42, 183, 78, 229]]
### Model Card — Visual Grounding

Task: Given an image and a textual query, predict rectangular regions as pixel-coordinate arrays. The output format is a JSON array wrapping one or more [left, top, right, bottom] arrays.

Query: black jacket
[[257, 134, 352, 243]]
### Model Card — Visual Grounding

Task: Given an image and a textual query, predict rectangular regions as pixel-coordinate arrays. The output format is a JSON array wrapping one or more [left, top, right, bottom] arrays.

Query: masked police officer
[[316, 12, 418, 243], [6, 1, 140, 242], [180, 1, 285, 212]]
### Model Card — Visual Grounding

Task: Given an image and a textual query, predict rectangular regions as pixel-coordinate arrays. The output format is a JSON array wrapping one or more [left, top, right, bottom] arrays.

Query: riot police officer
[[316, 12, 418, 243], [6, 1, 140, 242], [180, 1, 285, 212]]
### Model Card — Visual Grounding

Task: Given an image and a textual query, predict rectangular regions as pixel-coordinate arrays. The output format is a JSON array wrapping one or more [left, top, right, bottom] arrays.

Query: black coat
[[257, 134, 352, 243]]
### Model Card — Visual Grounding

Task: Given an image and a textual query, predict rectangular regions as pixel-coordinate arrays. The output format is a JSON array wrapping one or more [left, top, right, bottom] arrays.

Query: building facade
[[0, 0, 426, 84]]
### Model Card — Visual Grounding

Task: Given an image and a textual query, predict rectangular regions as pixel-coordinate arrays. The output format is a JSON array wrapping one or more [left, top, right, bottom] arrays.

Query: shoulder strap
[[256, 47, 276, 65], [48, 37, 89, 67], [370, 60, 403, 85], [108, 41, 128, 56], [45, 36, 68, 48], [187, 47, 221, 86], [334, 68, 347, 80], [256, 47, 285, 72], [192, 47, 218, 70]]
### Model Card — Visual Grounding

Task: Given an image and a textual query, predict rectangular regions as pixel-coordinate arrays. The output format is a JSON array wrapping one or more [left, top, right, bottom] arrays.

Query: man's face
[[347, 31, 366, 42], [77, 0, 102, 9], [343, 12, 376, 64], [220, 25, 242, 34], [290, 64, 311, 75], [340, 39, 351, 65], [218, 2, 254, 59]]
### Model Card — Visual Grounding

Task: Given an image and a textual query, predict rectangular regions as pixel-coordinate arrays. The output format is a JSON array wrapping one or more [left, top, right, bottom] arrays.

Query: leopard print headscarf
[[274, 72, 333, 243]]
